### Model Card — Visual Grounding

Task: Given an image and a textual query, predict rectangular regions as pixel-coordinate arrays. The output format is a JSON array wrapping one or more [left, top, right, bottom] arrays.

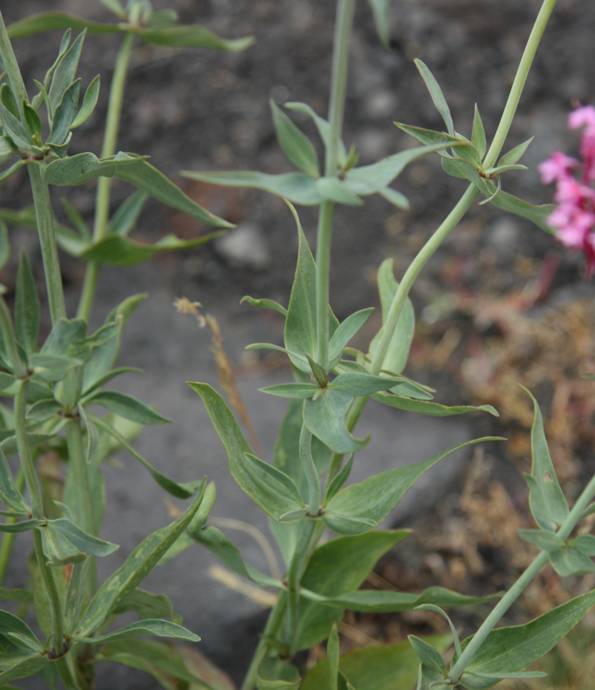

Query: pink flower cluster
[[539, 106, 595, 275]]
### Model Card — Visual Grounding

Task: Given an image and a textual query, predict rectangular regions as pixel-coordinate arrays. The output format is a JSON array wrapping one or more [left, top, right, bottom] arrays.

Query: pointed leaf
[[498, 137, 534, 166], [368, 0, 392, 48], [304, 389, 368, 454], [85, 390, 170, 425], [109, 190, 148, 236], [471, 105, 487, 159], [285, 101, 348, 164], [0, 448, 29, 515], [488, 191, 554, 233], [75, 618, 199, 645], [8, 13, 120, 39], [372, 392, 498, 417], [316, 177, 362, 206], [271, 101, 319, 178], [71, 74, 100, 129], [414, 59, 454, 135], [241, 295, 287, 317], [137, 25, 253, 52], [329, 308, 374, 365]]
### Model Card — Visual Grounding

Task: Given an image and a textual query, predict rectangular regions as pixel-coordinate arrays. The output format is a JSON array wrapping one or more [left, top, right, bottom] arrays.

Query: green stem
[[315, 0, 355, 370], [449, 473, 595, 682], [78, 33, 134, 322], [328, 0, 558, 479], [15, 381, 65, 653], [241, 593, 288, 690], [28, 163, 66, 324], [0, 12, 28, 112]]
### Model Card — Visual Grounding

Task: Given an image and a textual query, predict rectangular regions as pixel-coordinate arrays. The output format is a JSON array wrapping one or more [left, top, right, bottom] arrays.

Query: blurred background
[[1, 1, 594, 687]]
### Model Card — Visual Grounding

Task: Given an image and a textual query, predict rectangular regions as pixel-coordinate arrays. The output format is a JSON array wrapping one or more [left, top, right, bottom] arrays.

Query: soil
[[1, 0, 594, 687]]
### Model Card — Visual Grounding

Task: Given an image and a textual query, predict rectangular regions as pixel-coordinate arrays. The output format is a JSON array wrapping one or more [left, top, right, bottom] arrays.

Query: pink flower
[[541, 105, 595, 275]]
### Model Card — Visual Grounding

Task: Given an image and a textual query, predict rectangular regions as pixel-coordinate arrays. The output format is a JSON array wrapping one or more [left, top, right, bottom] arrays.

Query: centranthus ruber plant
[[540, 105, 595, 274], [0, 0, 593, 689]]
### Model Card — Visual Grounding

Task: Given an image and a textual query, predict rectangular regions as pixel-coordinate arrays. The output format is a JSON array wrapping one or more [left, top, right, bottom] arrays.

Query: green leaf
[[498, 137, 534, 166], [0, 519, 40, 533], [71, 74, 100, 129], [75, 488, 207, 637], [325, 437, 501, 534], [304, 389, 368, 455], [8, 13, 120, 39], [75, 618, 199, 645], [414, 60, 454, 135], [136, 25, 253, 52], [488, 191, 554, 233], [271, 101, 319, 178], [91, 415, 201, 499], [316, 177, 362, 206], [465, 590, 595, 676], [14, 254, 40, 355], [257, 659, 301, 689], [188, 382, 305, 520], [372, 392, 498, 417], [48, 30, 85, 115], [284, 203, 337, 372], [260, 383, 319, 400], [327, 626, 341, 690], [409, 635, 445, 674], [22, 103, 42, 139], [45, 152, 232, 228], [0, 610, 42, 654], [241, 295, 287, 317], [0, 654, 48, 684], [345, 143, 454, 197], [522, 388, 569, 531], [113, 587, 175, 621], [41, 518, 118, 563], [48, 78, 81, 145], [109, 190, 148, 236], [517, 528, 563, 552], [80, 231, 223, 267], [0, 448, 29, 516], [302, 637, 449, 690], [395, 123, 464, 148], [85, 390, 171, 425], [294, 530, 409, 651], [284, 102, 348, 165], [329, 308, 374, 366], [548, 546, 595, 577], [182, 170, 323, 205], [471, 105, 487, 159], [330, 372, 401, 396], [368, 0, 392, 48], [0, 222, 10, 270]]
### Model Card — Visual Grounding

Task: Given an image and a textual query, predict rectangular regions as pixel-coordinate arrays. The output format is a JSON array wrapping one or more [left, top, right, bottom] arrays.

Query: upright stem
[[449, 474, 595, 682], [28, 163, 66, 324], [78, 33, 134, 321], [315, 0, 356, 370]]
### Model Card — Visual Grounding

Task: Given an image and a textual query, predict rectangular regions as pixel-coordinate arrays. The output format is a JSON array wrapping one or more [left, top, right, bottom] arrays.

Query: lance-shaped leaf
[[304, 389, 368, 455], [285, 101, 348, 164], [45, 152, 231, 227], [294, 530, 409, 651], [47, 30, 85, 115], [328, 308, 374, 366], [523, 388, 568, 531], [396, 123, 465, 148], [464, 590, 595, 677], [0, 448, 29, 515], [304, 586, 497, 614], [91, 415, 202, 499], [368, 258, 415, 375], [75, 618, 199, 645], [39, 518, 118, 565], [303, 637, 450, 690], [325, 437, 502, 534], [271, 101, 319, 178], [136, 25, 253, 51], [75, 487, 207, 637], [84, 390, 170, 425], [330, 372, 402, 397], [0, 519, 40, 533], [80, 231, 223, 267], [14, 253, 40, 354], [110, 190, 148, 236], [8, 13, 120, 38], [188, 382, 305, 520], [368, 0, 393, 48], [113, 588, 176, 621], [372, 392, 498, 417], [414, 59, 454, 135], [284, 203, 338, 371], [548, 545, 595, 578], [71, 74, 100, 129], [471, 105, 487, 160], [0, 611, 45, 681], [488, 191, 554, 233], [241, 295, 287, 317], [183, 169, 323, 205]]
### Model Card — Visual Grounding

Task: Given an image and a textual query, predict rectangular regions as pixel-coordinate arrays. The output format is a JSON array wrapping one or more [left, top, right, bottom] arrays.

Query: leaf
[[487, 192, 554, 233], [71, 74, 100, 129], [45, 152, 232, 228], [395, 123, 463, 147], [523, 388, 569, 531], [368, 0, 392, 48], [517, 528, 563, 552], [257, 659, 301, 689], [183, 170, 323, 205], [47, 30, 85, 115], [345, 143, 454, 197], [471, 105, 487, 159], [331, 372, 401, 396], [368, 259, 415, 375], [498, 137, 534, 166], [284, 102, 348, 164], [409, 635, 445, 674], [85, 390, 170, 425], [241, 295, 287, 317], [0, 654, 48, 684], [260, 383, 319, 400], [465, 590, 595, 676], [136, 25, 254, 52], [283, 203, 337, 371], [316, 177, 363, 206], [325, 437, 501, 534], [113, 587, 175, 621], [91, 415, 201, 499], [109, 190, 148, 236], [0, 609, 42, 655], [0, 447, 29, 515], [302, 637, 449, 690], [0, 222, 10, 270], [14, 254, 39, 356], [304, 389, 368, 454], [328, 308, 374, 366], [372, 392, 499, 417], [48, 78, 81, 145], [75, 488, 207, 637], [188, 382, 305, 520], [75, 618, 199, 645], [414, 60, 454, 135], [0, 519, 40, 533], [293, 530, 409, 651], [271, 101, 319, 178], [39, 518, 118, 565], [8, 13, 120, 39], [548, 546, 595, 577]]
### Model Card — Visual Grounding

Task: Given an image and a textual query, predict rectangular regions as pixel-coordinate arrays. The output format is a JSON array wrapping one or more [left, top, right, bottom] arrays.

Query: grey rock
[[215, 224, 271, 270]]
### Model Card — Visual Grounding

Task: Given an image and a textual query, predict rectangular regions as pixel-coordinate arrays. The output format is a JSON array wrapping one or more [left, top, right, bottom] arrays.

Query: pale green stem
[[28, 163, 66, 324], [315, 0, 356, 370], [78, 33, 134, 321], [328, 0, 558, 479], [450, 473, 595, 682]]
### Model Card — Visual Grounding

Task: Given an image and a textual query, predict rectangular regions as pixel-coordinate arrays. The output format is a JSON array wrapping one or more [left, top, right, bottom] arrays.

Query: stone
[[215, 224, 271, 271]]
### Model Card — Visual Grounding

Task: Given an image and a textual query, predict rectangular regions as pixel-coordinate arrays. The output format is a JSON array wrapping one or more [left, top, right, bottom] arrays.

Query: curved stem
[[78, 33, 134, 322], [449, 473, 595, 682], [315, 0, 356, 370], [28, 163, 66, 324]]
